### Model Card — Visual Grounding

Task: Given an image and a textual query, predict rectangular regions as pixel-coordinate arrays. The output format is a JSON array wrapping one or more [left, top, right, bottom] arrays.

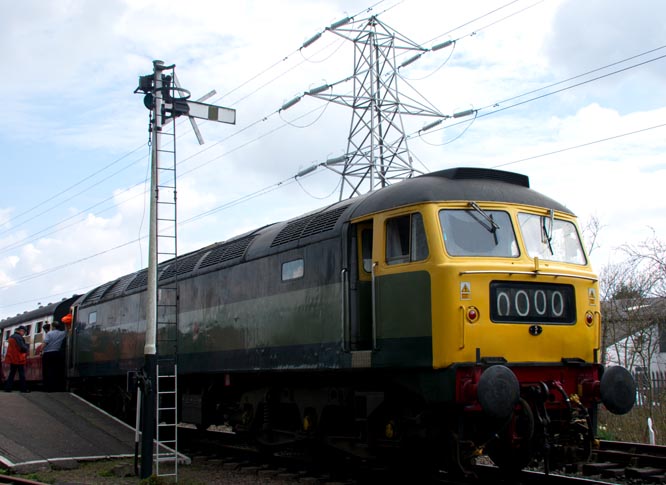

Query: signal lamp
[[467, 306, 479, 323], [585, 311, 594, 326]]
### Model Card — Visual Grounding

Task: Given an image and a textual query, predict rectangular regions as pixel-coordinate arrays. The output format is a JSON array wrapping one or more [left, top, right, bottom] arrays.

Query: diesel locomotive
[[1, 167, 634, 472]]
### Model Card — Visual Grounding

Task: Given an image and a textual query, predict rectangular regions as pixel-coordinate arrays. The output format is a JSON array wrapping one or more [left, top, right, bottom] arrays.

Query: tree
[[622, 229, 666, 298], [601, 232, 666, 410], [582, 214, 604, 256]]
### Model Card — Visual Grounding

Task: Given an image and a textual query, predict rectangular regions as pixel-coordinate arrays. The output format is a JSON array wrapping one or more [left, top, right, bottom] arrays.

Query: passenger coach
[[1, 296, 78, 383]]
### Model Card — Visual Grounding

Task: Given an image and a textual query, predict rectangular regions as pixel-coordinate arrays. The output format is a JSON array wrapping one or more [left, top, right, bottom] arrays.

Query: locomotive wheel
[[487, 398, 535, 472]]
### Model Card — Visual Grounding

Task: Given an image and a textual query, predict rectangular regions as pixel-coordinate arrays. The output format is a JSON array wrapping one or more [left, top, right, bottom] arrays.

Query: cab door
[[349, 221, 374, 351], [371, 210, 433, 367]]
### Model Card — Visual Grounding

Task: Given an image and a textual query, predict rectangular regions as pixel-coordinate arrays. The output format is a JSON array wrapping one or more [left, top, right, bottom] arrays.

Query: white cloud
[[1, 0, 665, 318]]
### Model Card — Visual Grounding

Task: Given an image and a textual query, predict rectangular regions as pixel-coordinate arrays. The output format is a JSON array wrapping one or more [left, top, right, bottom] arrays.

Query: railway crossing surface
[[0, 392, 135, 473]]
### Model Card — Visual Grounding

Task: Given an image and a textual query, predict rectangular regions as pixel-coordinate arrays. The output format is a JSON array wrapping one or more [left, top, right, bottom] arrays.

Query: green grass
[[598, 393, 665, 445]]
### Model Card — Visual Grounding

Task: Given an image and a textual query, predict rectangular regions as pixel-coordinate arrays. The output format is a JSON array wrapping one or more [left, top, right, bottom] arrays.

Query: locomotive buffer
[[135, 60, 235, 480]]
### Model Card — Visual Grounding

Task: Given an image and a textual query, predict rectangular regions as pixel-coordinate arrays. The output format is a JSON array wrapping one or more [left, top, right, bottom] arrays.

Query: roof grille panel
[[103, 274, 136, 300], [127, 269, 148, 291], [271, 216, 315, 247], [271, 204, 349, 247], [199, 235, 255, 269], [82, 280, 115, 305], [159, 251, 203, 281], [301, 205, 349, 238]]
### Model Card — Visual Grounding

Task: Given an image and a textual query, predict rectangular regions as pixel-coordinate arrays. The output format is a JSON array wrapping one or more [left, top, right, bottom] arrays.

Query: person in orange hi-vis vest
[[4, 325, 29, 393]]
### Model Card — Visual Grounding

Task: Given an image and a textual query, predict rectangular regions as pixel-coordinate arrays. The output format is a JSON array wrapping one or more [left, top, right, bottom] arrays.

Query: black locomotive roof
[[347, 167, 572, 219], [77, 167, 573, 307]]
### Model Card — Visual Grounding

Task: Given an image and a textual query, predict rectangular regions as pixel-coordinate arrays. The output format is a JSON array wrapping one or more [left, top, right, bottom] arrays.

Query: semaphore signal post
[[134, 60, 235, 480]]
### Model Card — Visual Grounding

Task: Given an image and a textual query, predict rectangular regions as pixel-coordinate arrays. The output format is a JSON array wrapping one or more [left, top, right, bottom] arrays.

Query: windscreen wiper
[[469, 201, 500, 245], [541, 209, 554, 255]]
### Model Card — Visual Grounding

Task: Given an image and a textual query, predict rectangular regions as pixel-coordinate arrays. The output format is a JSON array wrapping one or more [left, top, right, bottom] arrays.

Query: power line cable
[[5, 4, 664, 287], [6, 46, 663, 257], [0, 145, 145, 237], [491, 122, 666, 169], [7, 41, 665, 258], [0, 236, 143, 289], [423, 0, 522, 43], [391, 0, 543, 70], [456, 0, 548, 41], [1, 2, 385, 240], [0, 174, 148, 256], [4, 120, 665, 293], [3, 0, 544, 247], [0, 171, 310, 289], [0, 287, 92, 315], [476, 44, 666, 113], [0, 94, 335, 256], [3, 0, 560, 310], [416, 50, 666, 138], [0, 152, 147, 242], [474, 52, 666, 118]]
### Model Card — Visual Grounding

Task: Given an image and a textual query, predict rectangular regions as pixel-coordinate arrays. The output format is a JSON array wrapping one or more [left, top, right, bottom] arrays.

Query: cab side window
[[361, 228, 373, 273], [386, 213, 429, 265]]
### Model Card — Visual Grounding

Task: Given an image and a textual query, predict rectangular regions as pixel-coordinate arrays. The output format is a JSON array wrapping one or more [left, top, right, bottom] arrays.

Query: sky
[[1, 0, 665, 319]]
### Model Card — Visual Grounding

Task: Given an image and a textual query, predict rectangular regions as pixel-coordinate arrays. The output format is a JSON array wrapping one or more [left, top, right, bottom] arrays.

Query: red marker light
[[467, 307, 479, 323]]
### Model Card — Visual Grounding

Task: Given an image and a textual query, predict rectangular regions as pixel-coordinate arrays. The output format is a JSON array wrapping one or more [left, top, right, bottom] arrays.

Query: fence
[[634, 369, 666, 406]]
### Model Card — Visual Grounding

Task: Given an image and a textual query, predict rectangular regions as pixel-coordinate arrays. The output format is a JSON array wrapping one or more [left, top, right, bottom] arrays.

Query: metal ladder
[[154, 76, 180, 479]]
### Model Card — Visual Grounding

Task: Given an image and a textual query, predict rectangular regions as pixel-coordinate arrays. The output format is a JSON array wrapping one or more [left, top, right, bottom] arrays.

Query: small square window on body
[[282, 259, 304, 281]]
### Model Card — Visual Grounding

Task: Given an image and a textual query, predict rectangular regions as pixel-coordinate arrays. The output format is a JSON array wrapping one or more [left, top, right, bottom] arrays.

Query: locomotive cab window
[[440, 209, 518, 257], [282, 259, 304, 281], [386, 213, 428, 265], [361, 228, 373, 273], [88, 311, 97, 326], [518, 212, 586, 265]]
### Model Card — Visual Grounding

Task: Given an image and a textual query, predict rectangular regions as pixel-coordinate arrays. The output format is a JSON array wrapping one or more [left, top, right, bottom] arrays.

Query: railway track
[[179, 428, 666, 485], [579, 440, 666, 482], [470, 440, 666, 485], [113, 428, 664, 485], [471, 465, 626, 485]]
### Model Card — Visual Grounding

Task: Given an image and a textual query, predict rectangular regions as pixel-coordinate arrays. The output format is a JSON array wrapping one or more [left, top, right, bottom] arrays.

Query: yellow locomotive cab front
[[427, 202, 600, 369]]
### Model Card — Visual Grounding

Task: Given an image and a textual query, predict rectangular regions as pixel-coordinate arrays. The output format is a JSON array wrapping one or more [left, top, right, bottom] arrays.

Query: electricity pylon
[[301, 15, 449, 199]]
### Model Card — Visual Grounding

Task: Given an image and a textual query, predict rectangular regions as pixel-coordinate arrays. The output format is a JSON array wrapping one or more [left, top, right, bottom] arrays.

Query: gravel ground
[[10, 456, 328, 485]]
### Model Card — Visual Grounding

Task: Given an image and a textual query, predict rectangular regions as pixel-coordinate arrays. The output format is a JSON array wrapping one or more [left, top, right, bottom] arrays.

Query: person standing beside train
[[3, 326, 29, 393], [41, 321, 67, 392]]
